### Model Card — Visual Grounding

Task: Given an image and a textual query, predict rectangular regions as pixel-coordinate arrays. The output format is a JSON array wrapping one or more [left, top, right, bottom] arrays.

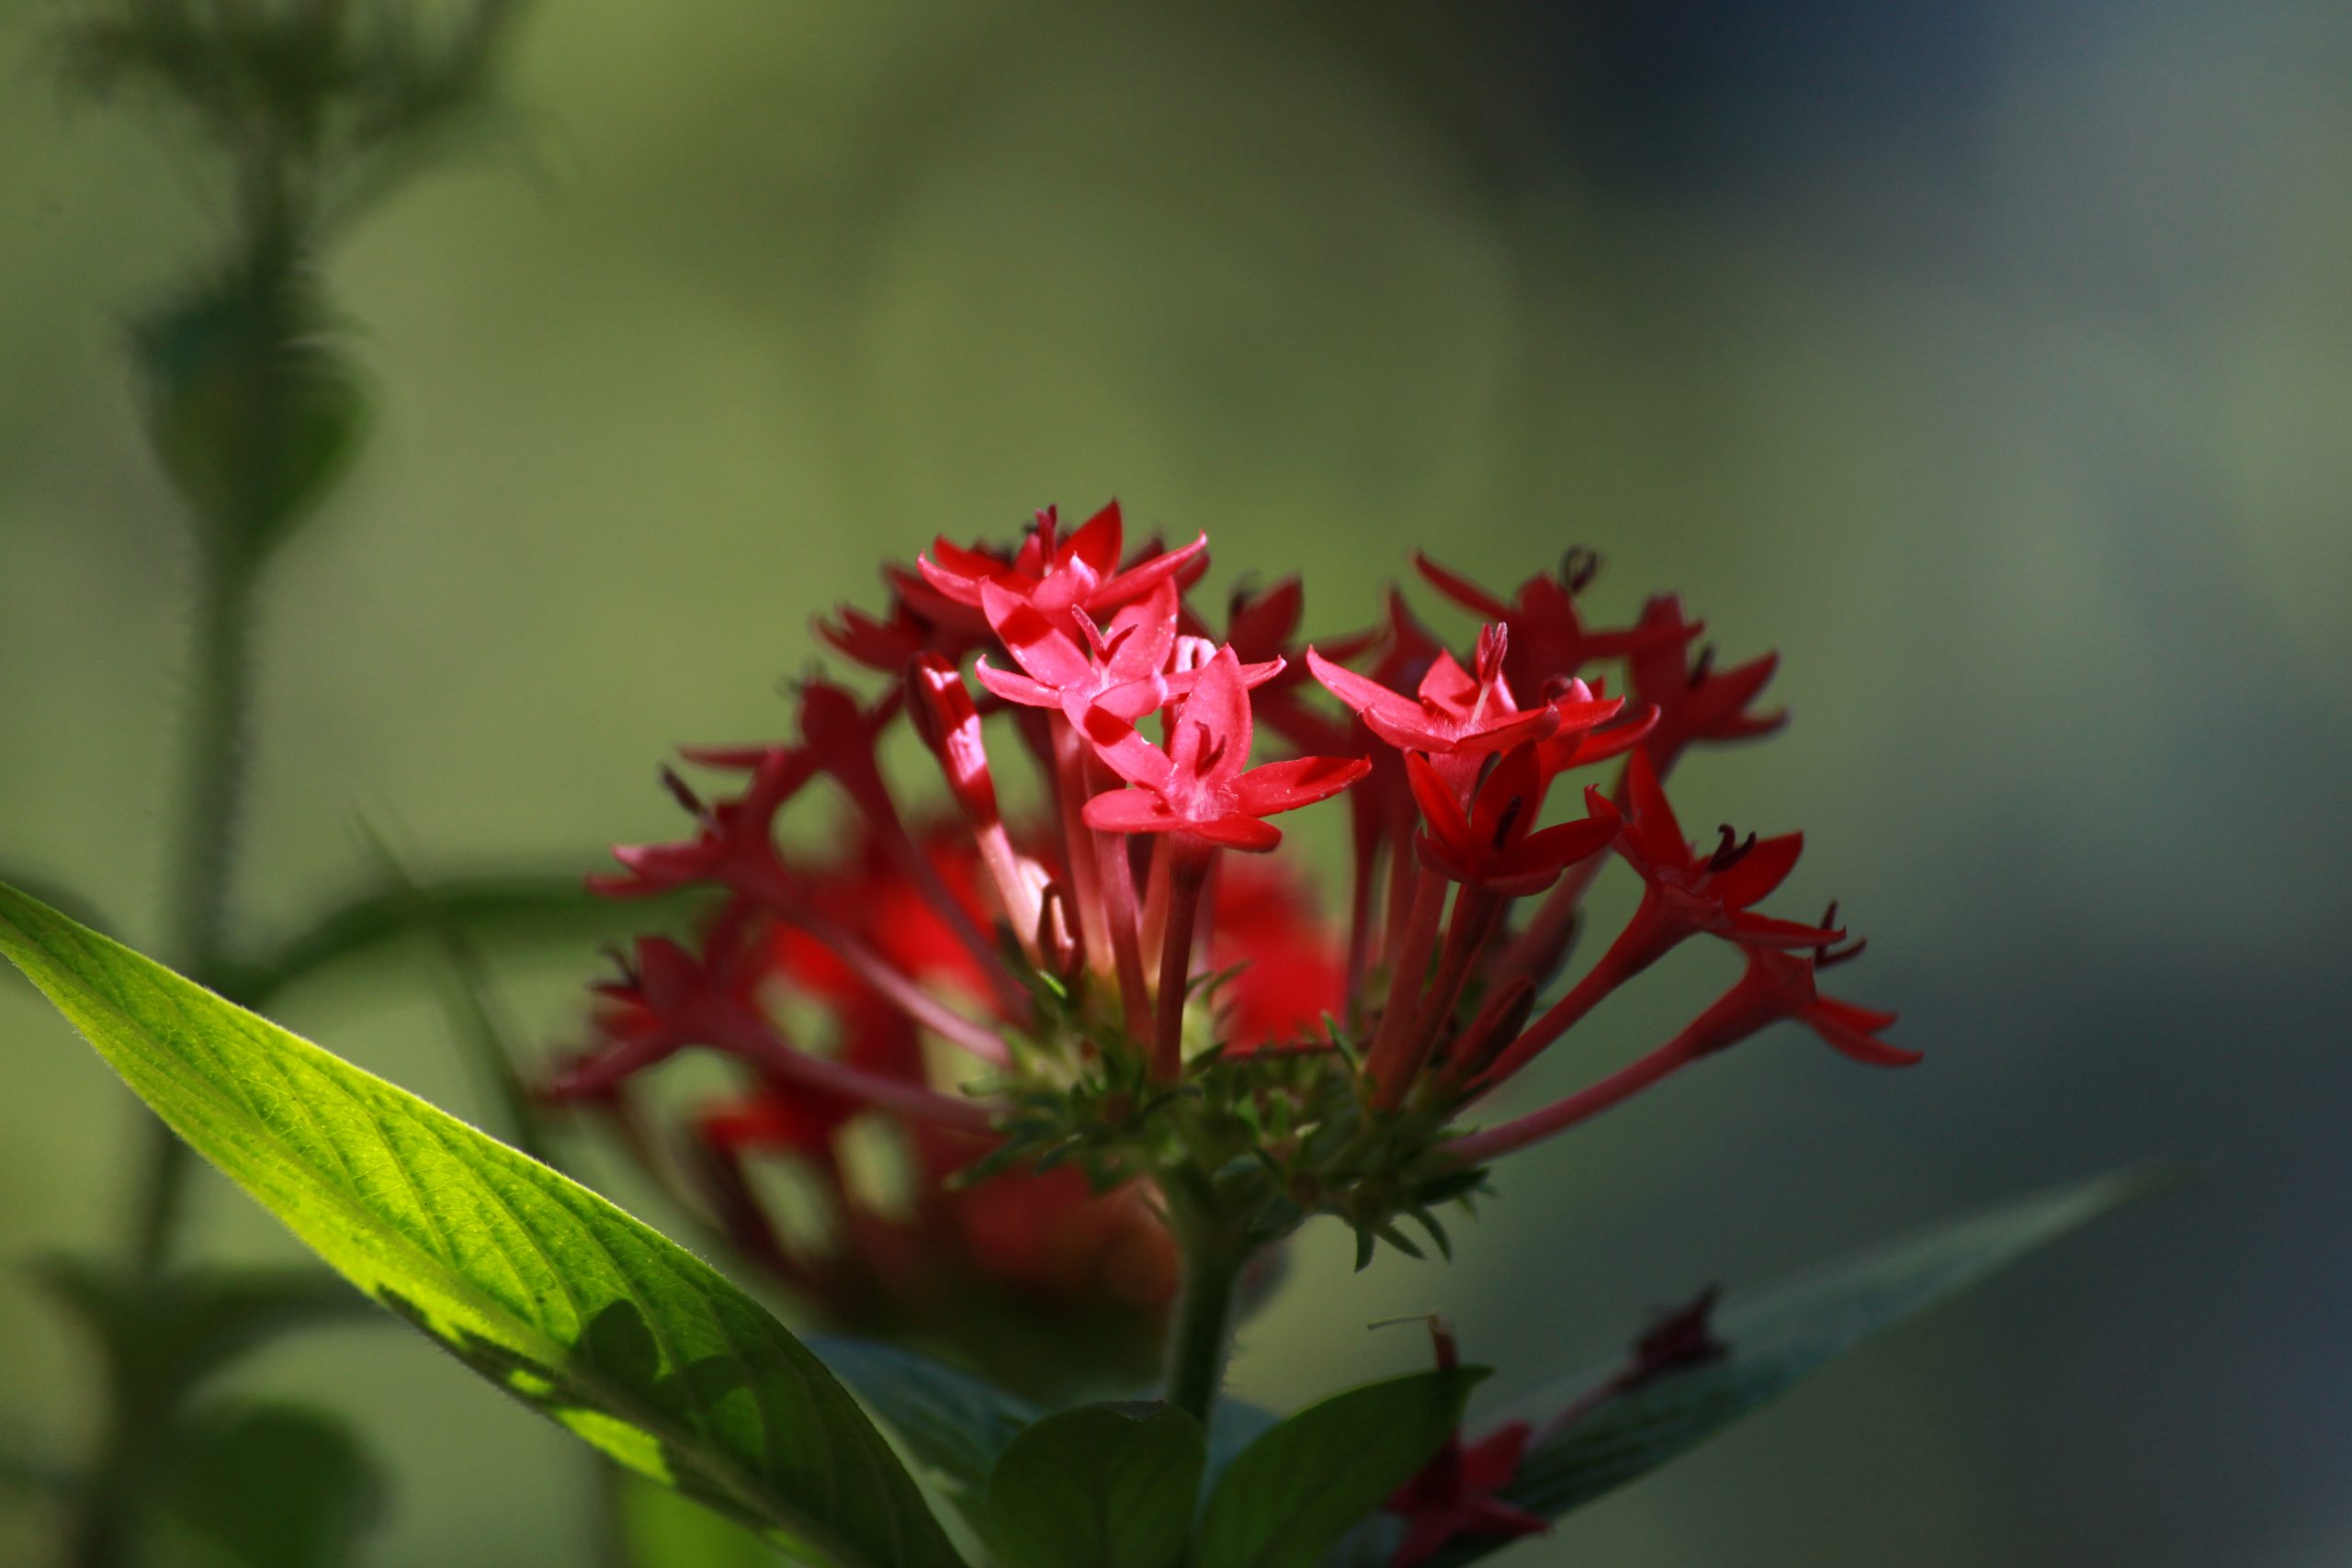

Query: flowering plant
[[555, 502, 1913, 1415], [3, 496, 2170, 1568], [0, 6, 2171, 1563]]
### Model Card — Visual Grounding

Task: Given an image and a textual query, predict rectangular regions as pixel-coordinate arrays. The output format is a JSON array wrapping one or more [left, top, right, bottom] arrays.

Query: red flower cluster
[[559, 502, 1912, 1345]]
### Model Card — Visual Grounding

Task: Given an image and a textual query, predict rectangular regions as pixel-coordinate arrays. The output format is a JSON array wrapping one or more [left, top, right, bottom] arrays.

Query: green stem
[[130, 555, 258, 1279], [72, 561, 258, 1568], [1165, 1228, 1246, 1426]]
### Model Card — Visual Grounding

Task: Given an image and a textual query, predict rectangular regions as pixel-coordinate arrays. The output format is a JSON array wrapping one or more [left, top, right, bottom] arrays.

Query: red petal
[[1708, 830, 1804, 908], [1175, 647, 1253, 791], [983, 581, 1092, 687], [1404, 750, 1474, 852], [1104, 581, 1181, 680], [1805, 1005, 1921, 1066], [1077, 705, 1175, 793], [1436, 706, 1559, 757], [1618, 748, 1689, 867], [1515, 813, 1617, 870], [1091, 674, 1173, 723], [1094, 532, 1209, 610], [1308, 646, 1427, 730], [1813, 993, 1901, 1032], [1231, 755, 1373, 817], [1413, 552, 1513, 619], [1080, 786, 1180, 835], [1458, 1424, 1533, 1490], [971, 657, 1063, 710], [1724, 910, 1845, 948], [1066, 499, 1124, 577], [1416, 649, 1479, 708], [1189, 813, 1283, 852]]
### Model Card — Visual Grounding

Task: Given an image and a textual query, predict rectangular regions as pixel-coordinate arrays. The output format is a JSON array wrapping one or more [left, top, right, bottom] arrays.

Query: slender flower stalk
[[1150, 841, 1212, 1081]]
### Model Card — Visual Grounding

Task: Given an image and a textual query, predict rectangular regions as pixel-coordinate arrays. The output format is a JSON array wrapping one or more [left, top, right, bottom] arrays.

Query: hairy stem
[[131, 554, 258, 1276]]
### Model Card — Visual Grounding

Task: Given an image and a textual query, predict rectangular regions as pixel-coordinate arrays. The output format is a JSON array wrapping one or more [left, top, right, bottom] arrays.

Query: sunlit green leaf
[[616, 1470, 806, 1567], [987, 1402, 1204, 1568], [0, 880, 963, 1568], [1195, 1368, 1481, 1568], [1427, 1164, 2184, 1563]]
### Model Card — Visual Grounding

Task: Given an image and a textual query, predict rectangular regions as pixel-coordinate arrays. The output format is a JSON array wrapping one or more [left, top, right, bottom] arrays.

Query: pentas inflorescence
[[551, 501, 1914, 1344]]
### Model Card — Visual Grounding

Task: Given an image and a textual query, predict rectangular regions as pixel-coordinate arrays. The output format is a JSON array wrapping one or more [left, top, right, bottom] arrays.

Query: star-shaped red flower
[[1415, 548, 1685, 691], [1307, 625, 1558, 760], [1683, 942, 1920, 1066], [1405, 742, 1617, 897], [1626, 592, 1785, 771], [1080, 646, 1368, 852], [1609, 747, 1845, 961], [918, 500, 1207, 632]]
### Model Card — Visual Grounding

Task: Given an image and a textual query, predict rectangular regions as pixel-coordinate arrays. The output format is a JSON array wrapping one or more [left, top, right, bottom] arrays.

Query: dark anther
[[659, 766, 705, 817], [1490, 795, 1527, 850], [1708, 825, 1756, 871], [1815, 907, 1867, 967], [1561, 547, 1602, 593], [1689, 643, 1717, 688]]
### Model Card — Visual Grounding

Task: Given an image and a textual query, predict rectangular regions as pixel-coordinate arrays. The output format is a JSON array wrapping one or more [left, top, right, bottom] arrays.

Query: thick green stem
[[1165, 1233, 1246, 1427], [132, 555, 258, 1276]]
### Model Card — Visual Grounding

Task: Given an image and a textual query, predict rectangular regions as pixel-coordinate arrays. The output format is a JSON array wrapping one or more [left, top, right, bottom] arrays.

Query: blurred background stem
[[130, 553, 259, 1280]]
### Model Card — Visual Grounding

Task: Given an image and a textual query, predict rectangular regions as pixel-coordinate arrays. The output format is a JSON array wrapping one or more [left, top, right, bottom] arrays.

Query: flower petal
[[1080, 785, 1180, 836], [1232, 755, 1373, 818]]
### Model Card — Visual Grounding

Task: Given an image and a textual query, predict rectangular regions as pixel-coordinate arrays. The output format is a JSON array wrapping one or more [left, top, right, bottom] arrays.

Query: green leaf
[[1195, 1368, 1483, 1568], [615, 1470, 807, 1567], [1201, 1397, 1281, 1493], [224, 870, 695, 1008], [987, 1403, 1204, 1568], [809, 1337, 1038, 1500], [35, 1256, 377, 1411], [1430, 1164, 2183, 1562], [0, 881, 963, 1568], [151, 1403, 384, 1568]]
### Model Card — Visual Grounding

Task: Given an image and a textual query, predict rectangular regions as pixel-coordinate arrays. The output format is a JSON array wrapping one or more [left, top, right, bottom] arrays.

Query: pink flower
[[1081, 647, 1368, 852]]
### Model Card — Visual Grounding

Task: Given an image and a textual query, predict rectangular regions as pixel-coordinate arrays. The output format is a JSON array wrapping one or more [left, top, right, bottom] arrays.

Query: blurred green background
[[4, 1, 2349, 1563]]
